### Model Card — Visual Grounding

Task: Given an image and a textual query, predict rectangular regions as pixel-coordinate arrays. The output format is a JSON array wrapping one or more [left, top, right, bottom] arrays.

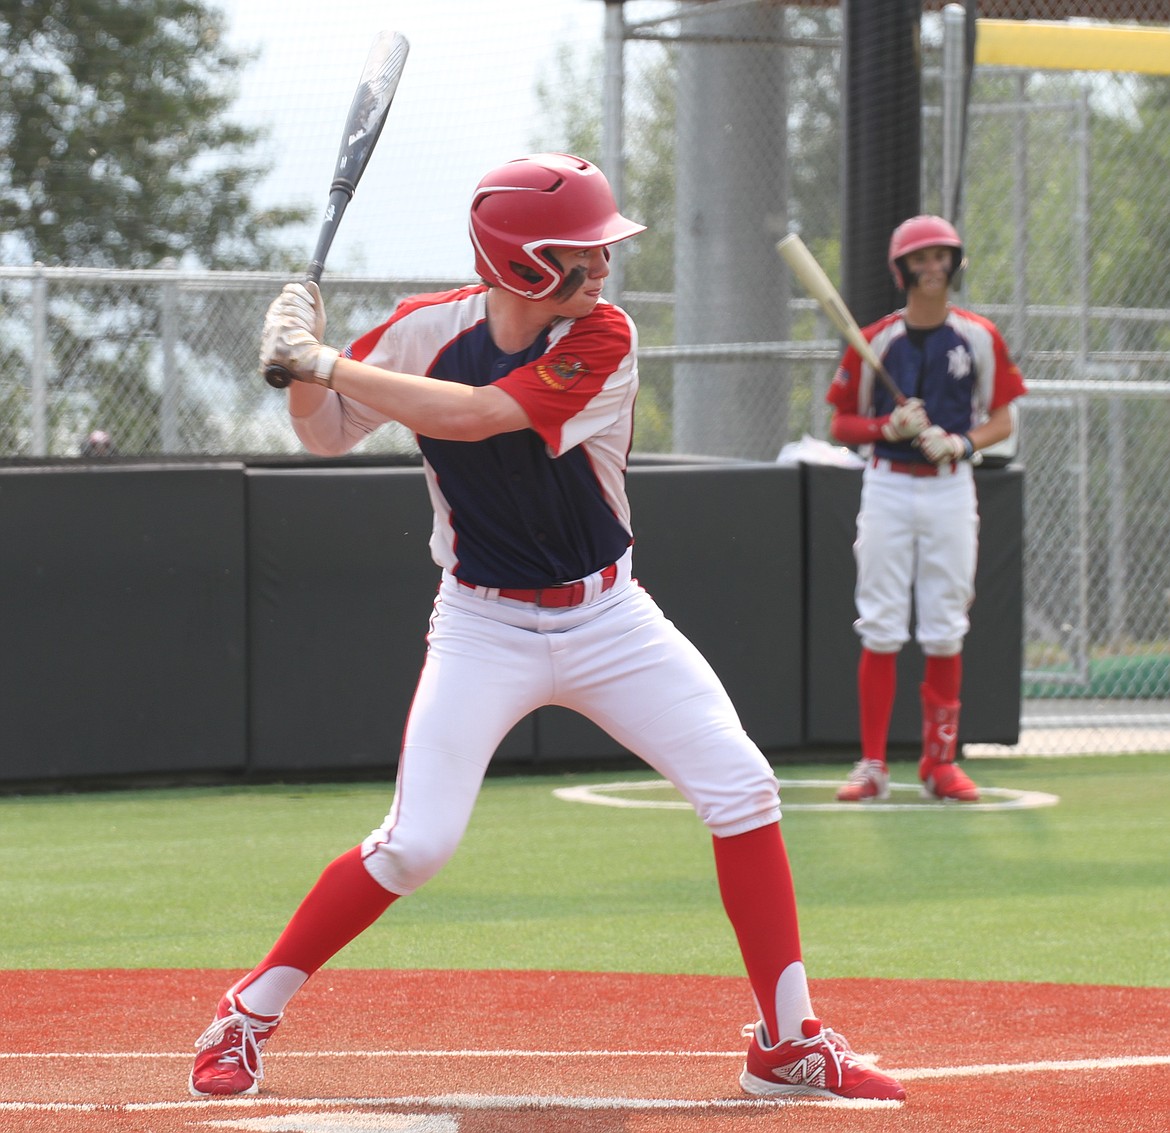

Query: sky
[[215, 0, 607, 278]]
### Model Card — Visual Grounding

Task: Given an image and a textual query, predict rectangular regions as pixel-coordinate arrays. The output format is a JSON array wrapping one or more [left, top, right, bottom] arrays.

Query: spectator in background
[[79, 430, 114, 457]]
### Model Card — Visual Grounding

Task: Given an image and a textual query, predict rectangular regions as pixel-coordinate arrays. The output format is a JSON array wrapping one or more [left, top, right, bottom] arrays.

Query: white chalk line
[[553, 778, 1060, 812], [0, 1095, 896, 1115], [3, 1051, 1168, 1115]]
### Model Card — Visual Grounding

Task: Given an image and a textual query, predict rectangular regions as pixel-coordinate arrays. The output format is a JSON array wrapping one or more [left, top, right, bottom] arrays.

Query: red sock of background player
[[858, 648, 898, 766], [713, 822, 812, 1047], [924, 652, 962, 702], [230, 846, 398, 1016]]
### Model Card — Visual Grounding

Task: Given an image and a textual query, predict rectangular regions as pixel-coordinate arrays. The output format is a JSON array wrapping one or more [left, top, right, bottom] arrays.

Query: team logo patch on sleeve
[[535, 354, 589, 391]]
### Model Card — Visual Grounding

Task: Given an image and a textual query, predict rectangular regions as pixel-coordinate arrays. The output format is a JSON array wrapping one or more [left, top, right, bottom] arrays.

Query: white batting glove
[[880, 397, 929, 441], [271, 281, 327, 341], [304, 280, 327, 341], [918, 424, 974, 464], [260, 283, 339, 386]]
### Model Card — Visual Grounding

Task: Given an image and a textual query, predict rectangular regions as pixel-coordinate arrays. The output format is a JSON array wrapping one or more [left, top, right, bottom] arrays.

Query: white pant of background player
[[854, 461, 979, 656], [853, 459, 979, 793]]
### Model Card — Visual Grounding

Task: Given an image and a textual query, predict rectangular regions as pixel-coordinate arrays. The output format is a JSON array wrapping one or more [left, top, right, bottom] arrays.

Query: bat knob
[[264, 365, 293, 389]]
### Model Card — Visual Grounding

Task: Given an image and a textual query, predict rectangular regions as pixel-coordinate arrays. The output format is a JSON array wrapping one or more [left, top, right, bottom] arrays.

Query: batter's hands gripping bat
[[265, 30, 410, 389], [776, 233, 906, 407]]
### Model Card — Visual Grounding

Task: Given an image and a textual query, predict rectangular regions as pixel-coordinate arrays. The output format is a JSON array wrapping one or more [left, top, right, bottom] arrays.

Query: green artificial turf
[[1, 754, 1167, 986]]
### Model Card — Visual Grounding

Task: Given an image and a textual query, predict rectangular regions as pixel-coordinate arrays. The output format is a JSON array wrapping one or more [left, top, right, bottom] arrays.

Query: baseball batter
[[826, 215, 1027, 803], [188, 154, 904, 1103]]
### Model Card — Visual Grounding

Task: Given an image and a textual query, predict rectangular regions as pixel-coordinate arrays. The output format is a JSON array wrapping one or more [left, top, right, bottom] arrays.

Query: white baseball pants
[[362, 549, 782, 895], [853, 461, 980, 656]]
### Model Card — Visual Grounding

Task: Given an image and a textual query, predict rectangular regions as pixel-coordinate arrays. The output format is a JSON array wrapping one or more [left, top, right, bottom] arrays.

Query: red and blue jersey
[[827, 306, 1027, 463], [297, 285, 637, 589]]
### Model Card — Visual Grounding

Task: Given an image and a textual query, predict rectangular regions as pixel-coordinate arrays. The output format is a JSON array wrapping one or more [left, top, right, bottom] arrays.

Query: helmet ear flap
[[949, 249, 968, 289], [509, 260, 548, 287]]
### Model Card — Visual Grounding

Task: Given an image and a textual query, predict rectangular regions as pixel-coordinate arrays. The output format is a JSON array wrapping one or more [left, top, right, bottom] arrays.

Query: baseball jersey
[[290, 285, 638, 589], [826, 306, 1027, 464]]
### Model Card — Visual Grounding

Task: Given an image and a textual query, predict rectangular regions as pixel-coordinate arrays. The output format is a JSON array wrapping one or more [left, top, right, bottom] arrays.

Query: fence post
[[30, 264, 48, 457], [602, 0, 627, 301], [942, 3, 965, 223], [160, 258, 180, 452]]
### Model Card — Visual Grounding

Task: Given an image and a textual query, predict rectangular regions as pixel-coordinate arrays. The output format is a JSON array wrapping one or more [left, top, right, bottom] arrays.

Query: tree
[[0, 0, 315, 457], [0, 0, 307, 270]]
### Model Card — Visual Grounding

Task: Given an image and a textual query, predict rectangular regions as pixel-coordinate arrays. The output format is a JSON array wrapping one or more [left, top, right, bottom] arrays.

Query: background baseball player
[[826, 215, 1027, 803], [188, 153, 904, 1104]]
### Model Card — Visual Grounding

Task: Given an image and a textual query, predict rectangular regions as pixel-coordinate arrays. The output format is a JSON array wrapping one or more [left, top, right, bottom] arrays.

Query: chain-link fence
[[3, 2, 1170, 755], [956, 22, 1170, 756], [0, 267, 461, 458]]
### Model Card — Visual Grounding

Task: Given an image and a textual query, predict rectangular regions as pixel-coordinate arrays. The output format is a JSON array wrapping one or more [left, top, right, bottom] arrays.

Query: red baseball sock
[[713, 822, 804, 1045], [924, 653, 962, 703], [858, 648, 897, 765], [256, 845, 398, 976]]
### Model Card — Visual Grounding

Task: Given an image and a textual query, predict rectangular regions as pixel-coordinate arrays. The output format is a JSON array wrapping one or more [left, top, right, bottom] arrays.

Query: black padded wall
[[243, 466, 535, 772], [0, 459, 1022, 785], [0, 465, 247, 780]]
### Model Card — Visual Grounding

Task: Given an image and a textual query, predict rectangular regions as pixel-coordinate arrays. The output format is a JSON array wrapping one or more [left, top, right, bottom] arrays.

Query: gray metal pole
[[1012, 74, 1029, 356], [160, 258, 181, 453], [31, 264, 48, 456], [942, 3, 965, 223], [602, 0, 627, 300], [1073, 88, 1092, 681], [673, 1, 789, 459]]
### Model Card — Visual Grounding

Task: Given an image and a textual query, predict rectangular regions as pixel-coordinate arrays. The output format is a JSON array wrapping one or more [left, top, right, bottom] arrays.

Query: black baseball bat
[[265, 30, 410, 389]]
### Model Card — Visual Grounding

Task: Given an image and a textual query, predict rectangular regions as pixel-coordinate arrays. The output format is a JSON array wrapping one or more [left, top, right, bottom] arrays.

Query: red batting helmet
[[888, 214, 966, 290], [469, 153, 646, 300]]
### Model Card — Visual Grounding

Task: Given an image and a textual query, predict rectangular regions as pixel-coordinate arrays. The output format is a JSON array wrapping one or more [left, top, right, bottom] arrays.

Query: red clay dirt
[[1, 969, 1167, 1132]]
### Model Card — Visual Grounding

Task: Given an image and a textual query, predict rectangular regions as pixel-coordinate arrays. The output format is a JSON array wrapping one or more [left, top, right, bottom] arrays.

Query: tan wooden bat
[[776, 233, 906, 406]]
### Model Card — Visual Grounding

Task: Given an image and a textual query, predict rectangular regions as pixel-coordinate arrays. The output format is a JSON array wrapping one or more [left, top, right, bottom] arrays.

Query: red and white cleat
[[835, 759, 891, 802], [920, 758, 980, 801], [740, 1018, 906, 1102], [189, 990, 282, 1097]]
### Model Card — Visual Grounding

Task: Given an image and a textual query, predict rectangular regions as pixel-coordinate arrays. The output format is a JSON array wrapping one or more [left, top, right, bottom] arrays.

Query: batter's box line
[[0, 1094, 903, 1116], [10, 1060, 1170, 1118], [4, 1052, 1168, 1085], [553, 778, 1060, 812], [0, 1048, 749, 1061]]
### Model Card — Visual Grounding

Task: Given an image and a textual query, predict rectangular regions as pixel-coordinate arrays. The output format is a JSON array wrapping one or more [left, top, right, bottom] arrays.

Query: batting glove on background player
[[880, 397, 929, 441], [260, 282, 339, 387], [918, 424, 976, 464]]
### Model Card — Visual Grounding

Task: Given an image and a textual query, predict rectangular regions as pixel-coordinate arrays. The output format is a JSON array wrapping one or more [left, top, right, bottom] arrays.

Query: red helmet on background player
[[888, 214, 967, 290], [469, 153, 646, 300]]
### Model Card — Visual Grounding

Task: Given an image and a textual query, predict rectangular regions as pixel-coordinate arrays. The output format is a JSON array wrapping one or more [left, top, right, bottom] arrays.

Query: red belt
[[459, 562, 618, 608], [873, 456, 956, 477]]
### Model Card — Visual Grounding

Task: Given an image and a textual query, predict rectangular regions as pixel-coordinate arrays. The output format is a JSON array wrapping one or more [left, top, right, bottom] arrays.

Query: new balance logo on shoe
[[772, 1051, 828, 1089]]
